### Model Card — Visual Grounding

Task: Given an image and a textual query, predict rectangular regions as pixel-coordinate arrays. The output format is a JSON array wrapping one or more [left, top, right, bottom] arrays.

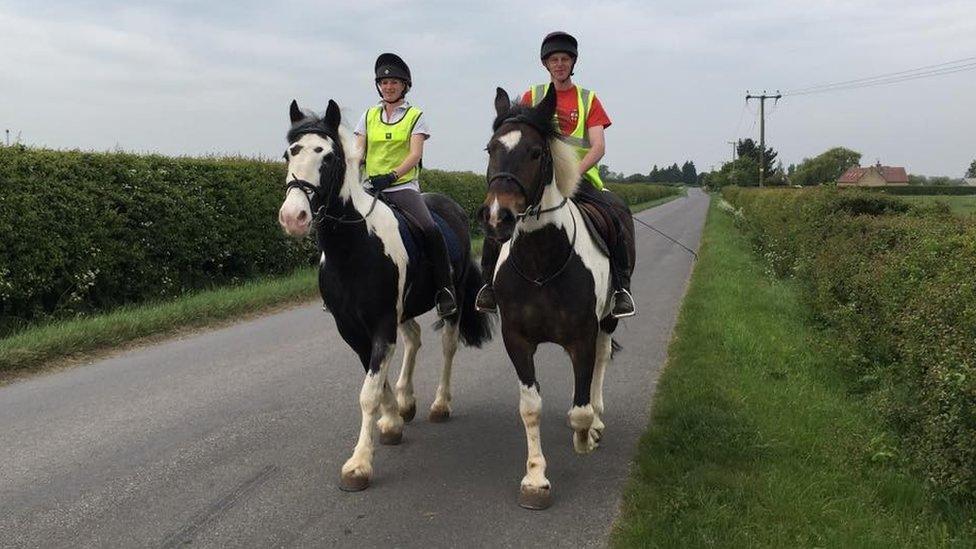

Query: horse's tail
[[456, 257, 493, 347]]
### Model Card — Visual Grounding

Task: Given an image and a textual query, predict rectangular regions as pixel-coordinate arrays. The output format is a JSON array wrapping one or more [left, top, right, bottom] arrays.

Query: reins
[[285, 173, 380, 227]]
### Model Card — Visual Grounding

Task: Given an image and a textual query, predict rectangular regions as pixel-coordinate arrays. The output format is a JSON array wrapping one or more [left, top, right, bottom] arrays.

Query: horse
[[278, 99, 492, 492], [477, 86, 635, 510]]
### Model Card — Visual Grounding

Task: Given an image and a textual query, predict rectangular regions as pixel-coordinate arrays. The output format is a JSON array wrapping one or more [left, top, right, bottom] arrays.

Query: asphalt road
[[0, 189, 709, 549]]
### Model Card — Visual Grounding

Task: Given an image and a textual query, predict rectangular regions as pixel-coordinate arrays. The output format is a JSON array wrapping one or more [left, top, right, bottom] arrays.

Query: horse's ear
[[536, 84, 557, 121], [325, 99, 341, 129], [289, 100, 304, 124], [494, 87, 512, 118]]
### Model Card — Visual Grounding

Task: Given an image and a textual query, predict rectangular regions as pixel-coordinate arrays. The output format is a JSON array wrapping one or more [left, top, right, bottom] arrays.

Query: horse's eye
[[314, 147, 324, 153], [530, 147, 542, 159]]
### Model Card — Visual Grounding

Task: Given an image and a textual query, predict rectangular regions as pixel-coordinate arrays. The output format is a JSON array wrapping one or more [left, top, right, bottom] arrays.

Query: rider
[[354, 52, 457, 318], [475, 31, 636, 318]]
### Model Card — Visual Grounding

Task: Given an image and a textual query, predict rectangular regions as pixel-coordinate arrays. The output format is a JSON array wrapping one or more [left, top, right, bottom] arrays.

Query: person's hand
[[368, 171, 398, 192]]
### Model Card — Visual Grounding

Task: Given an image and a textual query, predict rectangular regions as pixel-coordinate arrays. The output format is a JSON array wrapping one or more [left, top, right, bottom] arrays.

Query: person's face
[[378, 78, 406, 102], [544, 53, 574, 81]]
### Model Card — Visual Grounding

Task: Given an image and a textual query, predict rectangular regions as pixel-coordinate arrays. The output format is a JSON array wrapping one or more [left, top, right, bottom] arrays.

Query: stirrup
[[436, 287, 458, 318], [475, 284, 497, 313], [611, 289, 637, 319]]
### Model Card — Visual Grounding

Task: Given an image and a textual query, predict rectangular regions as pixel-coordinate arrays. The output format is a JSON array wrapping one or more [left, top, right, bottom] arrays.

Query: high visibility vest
[[530, 83, 605, 190], [365, 105, 422, 185]]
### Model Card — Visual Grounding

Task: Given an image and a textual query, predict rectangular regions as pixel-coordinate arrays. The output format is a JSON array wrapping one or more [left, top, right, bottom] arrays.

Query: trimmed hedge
[[0, 146, 678, 336], [723, 186, 976, 502], [605, 182, 681, 206], [0, 146, 316, 336], [866, 185, 976, 196]]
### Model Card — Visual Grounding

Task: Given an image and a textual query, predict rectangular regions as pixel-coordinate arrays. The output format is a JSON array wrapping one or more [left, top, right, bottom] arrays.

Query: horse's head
[[278, 99, 347, 237], [478, 86, 578, 241]]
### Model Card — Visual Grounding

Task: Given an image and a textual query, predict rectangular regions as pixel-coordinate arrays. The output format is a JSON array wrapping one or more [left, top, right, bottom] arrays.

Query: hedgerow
[[0, 146, 678, 337], [723, 186, 976, 501]]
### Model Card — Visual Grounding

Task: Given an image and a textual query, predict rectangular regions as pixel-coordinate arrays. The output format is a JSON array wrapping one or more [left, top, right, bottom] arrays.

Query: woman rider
[[476, 32, 636, 318], [354, 52, 457, 317]]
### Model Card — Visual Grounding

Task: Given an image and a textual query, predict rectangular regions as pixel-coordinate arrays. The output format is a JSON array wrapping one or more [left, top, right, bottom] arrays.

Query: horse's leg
[[429, 320, 458, 422], [504, 330, 550, 510], [340, 328, 397, 492], [566, 329, 598, 454], [395, 319, 421, 422], [590, 330, 612, 443]]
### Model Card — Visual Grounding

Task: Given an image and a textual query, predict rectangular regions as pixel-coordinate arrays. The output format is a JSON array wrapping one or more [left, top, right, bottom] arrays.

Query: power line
[[783, 56, 976, 97]]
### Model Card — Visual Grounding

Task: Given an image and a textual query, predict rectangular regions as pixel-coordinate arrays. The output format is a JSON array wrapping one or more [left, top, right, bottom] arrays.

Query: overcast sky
[[2, 0, 974, 177]]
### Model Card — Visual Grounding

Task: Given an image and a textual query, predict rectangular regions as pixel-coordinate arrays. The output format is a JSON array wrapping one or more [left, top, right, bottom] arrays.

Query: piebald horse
[[478, 87, 633, 510], [279, 99, 492, 491]]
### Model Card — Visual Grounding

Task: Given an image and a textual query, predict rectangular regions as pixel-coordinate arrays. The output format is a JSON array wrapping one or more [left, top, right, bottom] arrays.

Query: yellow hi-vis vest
[[365, 105, 423, 186], [530, 83, 605, 190]]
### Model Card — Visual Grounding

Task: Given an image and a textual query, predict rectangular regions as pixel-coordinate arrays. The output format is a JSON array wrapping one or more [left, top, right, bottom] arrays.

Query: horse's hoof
[[428, 408, 451, 423], [379, 430, 403, 445], [590, 427, 603, 443], [399, 403, 416, 422], [338, 473, 370, 492], [518, 485, 552, 510]]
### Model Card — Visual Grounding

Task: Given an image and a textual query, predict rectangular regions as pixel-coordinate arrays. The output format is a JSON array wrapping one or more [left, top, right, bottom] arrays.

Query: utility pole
[[745, 90, 781, 187], [726, 140, 736, 163]]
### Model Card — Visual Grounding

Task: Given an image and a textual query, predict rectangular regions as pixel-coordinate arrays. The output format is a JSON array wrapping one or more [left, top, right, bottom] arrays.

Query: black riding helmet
[[540, 31, 578, 61], [374, 52, 411, 102]]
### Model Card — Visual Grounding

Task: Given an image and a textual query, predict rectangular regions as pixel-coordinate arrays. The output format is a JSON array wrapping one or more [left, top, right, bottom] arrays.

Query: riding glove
[[368, 172, 398, 192]]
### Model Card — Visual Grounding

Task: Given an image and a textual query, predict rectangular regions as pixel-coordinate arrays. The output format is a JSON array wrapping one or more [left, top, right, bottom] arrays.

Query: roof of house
[[837, 164, 909, 184]]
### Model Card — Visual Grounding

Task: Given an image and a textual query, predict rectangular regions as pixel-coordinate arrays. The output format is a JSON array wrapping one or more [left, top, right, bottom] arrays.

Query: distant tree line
[[599, 160, 698, 185]]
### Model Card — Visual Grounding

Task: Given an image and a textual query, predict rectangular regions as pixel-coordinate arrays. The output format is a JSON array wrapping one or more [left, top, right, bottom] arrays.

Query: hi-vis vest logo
[[385, 133, 392, 139]]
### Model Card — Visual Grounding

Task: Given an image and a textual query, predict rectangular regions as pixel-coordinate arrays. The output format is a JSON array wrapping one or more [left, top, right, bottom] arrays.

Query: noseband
[[284, 167, 378, 227]]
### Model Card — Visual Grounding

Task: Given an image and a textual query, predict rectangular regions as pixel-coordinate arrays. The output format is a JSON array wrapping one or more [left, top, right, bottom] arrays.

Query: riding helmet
[[540, 31, 578, 60], [374, 52, 412, 87]]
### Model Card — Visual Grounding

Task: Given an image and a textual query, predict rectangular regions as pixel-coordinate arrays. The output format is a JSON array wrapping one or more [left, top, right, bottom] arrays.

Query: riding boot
[[610, 232, 636, 319], [427, 230, 457, 318], [475, 237, 502, 313]]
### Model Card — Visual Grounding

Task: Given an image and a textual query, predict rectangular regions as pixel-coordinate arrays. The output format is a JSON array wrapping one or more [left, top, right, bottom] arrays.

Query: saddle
[[375, 192, 462, 265], [572, 197, 619, 259]]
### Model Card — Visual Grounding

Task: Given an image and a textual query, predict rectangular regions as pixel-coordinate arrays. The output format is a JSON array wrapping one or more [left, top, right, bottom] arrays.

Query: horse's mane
[[491, 102, 580, 198]]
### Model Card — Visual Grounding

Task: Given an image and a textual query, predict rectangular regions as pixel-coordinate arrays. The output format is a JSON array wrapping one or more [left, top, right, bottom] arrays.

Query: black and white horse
[[278, 99, 492, 492], [478, 87, 632, 510]]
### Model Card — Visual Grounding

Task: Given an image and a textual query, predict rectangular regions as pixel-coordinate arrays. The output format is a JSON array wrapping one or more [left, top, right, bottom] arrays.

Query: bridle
[[486, 114, 577, 286], [283, 140, 379, 228]]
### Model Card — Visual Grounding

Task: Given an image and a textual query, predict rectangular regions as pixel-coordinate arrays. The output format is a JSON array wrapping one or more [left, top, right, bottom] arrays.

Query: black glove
[[368, 172, 398, 192]]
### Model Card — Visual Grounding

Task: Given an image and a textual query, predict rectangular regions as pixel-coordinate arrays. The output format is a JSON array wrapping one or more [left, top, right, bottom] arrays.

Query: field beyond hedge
[[0, 145, 679, 338], [723, 186, 976, 503]]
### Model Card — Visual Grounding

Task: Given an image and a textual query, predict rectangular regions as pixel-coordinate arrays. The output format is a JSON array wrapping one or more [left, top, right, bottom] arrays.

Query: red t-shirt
[[520, 86, 611, 136]]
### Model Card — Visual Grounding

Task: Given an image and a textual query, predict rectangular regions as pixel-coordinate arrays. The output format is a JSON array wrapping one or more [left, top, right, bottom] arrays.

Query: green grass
[[0, 268, 319, 379], [631, 187, 687, 213], [612, 199, 975, 548], [901, 195, 976, 217], [0, 194, 681, 380]]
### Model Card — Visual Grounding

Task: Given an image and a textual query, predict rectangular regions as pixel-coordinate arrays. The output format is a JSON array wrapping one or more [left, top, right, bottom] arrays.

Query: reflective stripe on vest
[[529, 83, 604, 189], [365, 105, 422, 185]]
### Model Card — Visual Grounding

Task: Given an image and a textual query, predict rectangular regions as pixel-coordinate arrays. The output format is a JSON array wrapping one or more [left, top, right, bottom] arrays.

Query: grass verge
[[631, 187, 687, 214], [611, 199, 975, 547], [901, 194, 976, 217], [0, 268, 318, 382], [1, 195, 679, 381]]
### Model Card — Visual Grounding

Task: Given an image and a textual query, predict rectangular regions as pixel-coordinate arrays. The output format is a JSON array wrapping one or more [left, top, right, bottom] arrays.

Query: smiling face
[[543, 52, 574, 83], [377, 78, 406, 103]]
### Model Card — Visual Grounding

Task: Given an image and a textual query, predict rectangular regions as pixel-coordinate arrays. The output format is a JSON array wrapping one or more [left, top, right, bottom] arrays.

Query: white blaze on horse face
[[498, 129, 522, 151], [488, 197, 502, 228], [278, 134, 336, 236]]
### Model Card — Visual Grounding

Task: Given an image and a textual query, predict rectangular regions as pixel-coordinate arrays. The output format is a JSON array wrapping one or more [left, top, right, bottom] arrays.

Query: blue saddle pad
[[394, 210, 463, 267]]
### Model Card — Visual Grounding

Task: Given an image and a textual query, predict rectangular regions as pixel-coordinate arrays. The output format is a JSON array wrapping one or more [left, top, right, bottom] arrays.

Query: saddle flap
[[573, 199, 614, 258]]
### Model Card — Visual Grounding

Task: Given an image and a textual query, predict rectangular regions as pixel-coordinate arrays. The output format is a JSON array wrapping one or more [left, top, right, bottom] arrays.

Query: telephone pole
[[726, 140, 736, 163], [745, 90, 781, 187]]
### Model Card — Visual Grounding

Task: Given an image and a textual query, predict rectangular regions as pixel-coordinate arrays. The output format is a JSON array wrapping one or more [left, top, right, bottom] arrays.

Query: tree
[[967, 159, 976, 178], [707, 156, 759, 188], [737, 138, 778, 178], [681, 161, 698, 185], [791, 147, 862, 186]]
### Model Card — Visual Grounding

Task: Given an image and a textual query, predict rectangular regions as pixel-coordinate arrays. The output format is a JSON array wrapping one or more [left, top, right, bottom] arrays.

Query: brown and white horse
[[478, 87, 633, 510], [278, 99, 492, 492]]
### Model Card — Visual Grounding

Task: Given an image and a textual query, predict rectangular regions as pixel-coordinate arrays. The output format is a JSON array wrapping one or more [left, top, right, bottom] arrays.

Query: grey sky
[[2, 0, 974, 177]]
